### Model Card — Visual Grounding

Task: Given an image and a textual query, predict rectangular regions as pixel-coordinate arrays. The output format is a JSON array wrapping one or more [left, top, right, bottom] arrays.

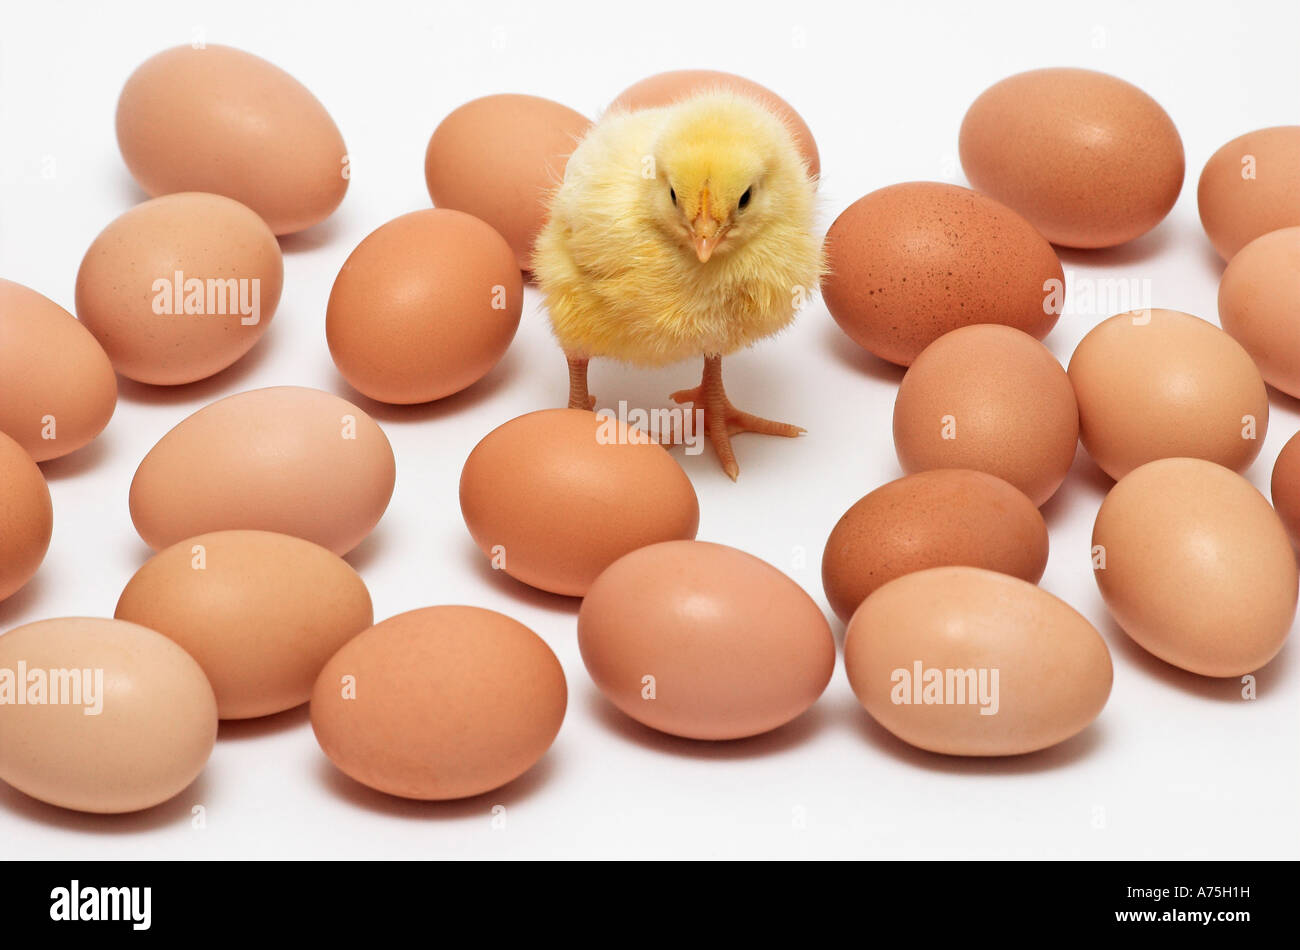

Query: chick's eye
[[669, 186, 677, 205], [738, 187, 752, 209]]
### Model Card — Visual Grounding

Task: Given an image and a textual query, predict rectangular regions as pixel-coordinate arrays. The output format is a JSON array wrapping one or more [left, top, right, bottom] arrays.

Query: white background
[[2, 0, 1298, 860]]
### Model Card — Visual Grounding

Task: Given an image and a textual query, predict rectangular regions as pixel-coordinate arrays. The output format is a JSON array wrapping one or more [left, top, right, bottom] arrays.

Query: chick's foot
[[670, 354, 804, 481]]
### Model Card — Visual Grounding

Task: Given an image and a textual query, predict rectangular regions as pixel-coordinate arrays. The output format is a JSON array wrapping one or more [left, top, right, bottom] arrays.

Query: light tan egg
[[424, 94, 591, 271], [0, 617, 217, 813], [844, 566, 1112, 756], [1068, 309, 1268, 480], [1093, 457, 1297, 677], [579, 540, 835, 740], [610, 70, 820, 178], [129, 386, 395, 556], [822, 182, 1063, 366], [115, 530, 373, 719], [822, 470, 1048, 624], [959, 68, 1184, 248], [1271, 430, 1300, 549], [0, 279, 116, 462], [0, 431, 52, 602], [459, 408, 699, 596], [116, 44, 348, 235], [893, 324, 1079, 506], [1219, 226, 1300, 397], [1198, 126, 1300, 260], [310, 606, 566, 800], [326, 209, 522, 404], [76, 193, 283, 385]]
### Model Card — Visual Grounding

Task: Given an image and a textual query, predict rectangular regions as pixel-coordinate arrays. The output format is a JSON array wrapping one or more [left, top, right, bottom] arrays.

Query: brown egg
[[959, 68, 1184, 248], [76, 193, 283, 385], [130, 386, 395, 555], [1272, 431, 1300, 549], [310, 606, 566, 800], [116, 44, 348, 235], [844, 567, 1112, 756], [1069, 309, 1268, 480], [822, 182, 1062, 366], [1198, 126, 1300, 260], [460, 409, 699, 596], [579, 540, 835, 740], [115, 530, 373, 719], [610, 70, 820, 178], [0, 432, 52, 601], [0, 617, 217, 813], [0, 279, 116, 462], [327, 210, 522, 404], [1094, 457, 1297, 677], [822, 470, 1047, 623], [424, 94, 591, 271], [893, 325, 1079, 506], [1219, 227, 1300, 396]]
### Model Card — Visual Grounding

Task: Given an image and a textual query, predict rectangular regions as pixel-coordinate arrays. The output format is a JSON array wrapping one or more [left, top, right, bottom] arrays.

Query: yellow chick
[[533, 90, 823, 479]]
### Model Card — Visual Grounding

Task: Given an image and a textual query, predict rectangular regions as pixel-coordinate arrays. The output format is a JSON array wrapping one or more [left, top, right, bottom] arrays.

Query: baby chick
[[533, 90, 823, 480]]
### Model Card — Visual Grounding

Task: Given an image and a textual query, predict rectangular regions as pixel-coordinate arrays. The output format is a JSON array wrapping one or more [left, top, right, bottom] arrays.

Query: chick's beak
[[689, 186, 729, 263]]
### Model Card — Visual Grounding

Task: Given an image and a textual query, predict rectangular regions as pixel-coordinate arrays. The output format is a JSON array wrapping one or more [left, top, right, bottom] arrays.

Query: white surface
[[2, 0, 1298, 860]]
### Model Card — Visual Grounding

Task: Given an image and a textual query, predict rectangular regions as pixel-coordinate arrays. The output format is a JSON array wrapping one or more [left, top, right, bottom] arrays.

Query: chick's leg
[[670, 354, 804, 481], [566, 354, 596, 410]]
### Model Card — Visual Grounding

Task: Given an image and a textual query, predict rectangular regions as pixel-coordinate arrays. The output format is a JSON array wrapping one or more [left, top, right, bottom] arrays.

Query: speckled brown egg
[[844, 567, 1112, 756], [822, 470, 1048, 623], [610, 70, 820, 178], [310, 606, 566, 800], [116, 44, 349, 235], [0, 279, 116, 462], [1198, 126, 1300, 261], [0, 617, 217, 814], [822, 182, 1063, 366], [460, 408, 699, 597], [1270, 430, 1300, 549], [959, 68, 1184, 248], [1219, 226, 1300, 396], [115, 530, 374, 719], [327, 209, 522, 404], [424, 94, 591, 272], [0, 431, 52, 602], [1069, 309, 1268, 480], [893, 325, 1079, 506], [76, 192, 283, 385], [579, 540, 835, 740], [1094, 457, 1297, 677]]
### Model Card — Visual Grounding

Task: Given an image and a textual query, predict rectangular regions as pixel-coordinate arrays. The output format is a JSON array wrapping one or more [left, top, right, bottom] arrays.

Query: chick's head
[[649, 92, 815, 264]]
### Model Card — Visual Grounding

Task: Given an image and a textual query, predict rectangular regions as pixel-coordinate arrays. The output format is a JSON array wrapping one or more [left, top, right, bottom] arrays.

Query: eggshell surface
[[0, 279, 116, 461], [310, 606, 566, 800], [327, 209, 523, 404], [844, 567, 1112, 756], [1068, 309, 1268, 480], [610, 70, 820, 178], [893, 325, 1079, 505], [0, 432, 53, 601], [1218, 227, 1300, 397], [116, 44, 349, 235], [424, 94, 591, 271], [1093, 457, 1297, 677], [822, 182, 1062, 366], [959, 68, 1184, 248], [1271, 431, 1300, 549], [459, 409, 699, 596], [822, 470, 1048, 623], [1198, 126, 1300, 261], [76, 192, 283, 385], [115, 530, 374, 719], [579, 540, 835, 740], [0, 617, 217, 813], [129, 386, 395, 555]]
